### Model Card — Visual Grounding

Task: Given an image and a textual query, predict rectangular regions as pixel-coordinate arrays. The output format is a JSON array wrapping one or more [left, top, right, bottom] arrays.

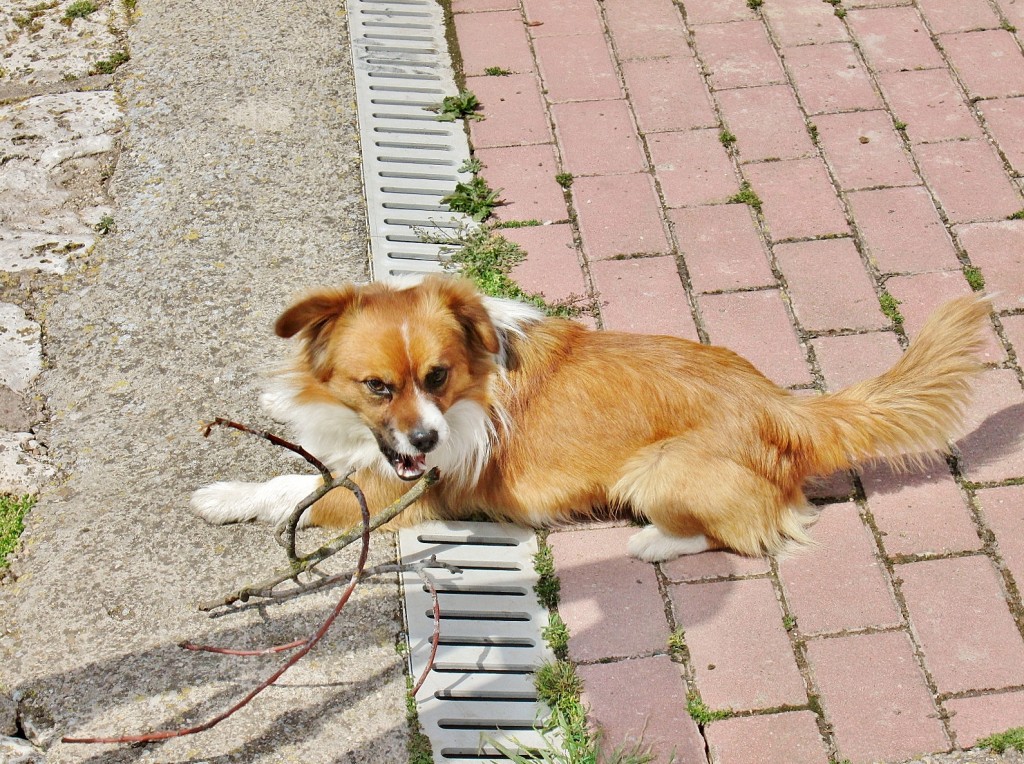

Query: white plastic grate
[[346, 3, 556, 759], [399, 522, 555, 762], [347, 0, 474, 279]]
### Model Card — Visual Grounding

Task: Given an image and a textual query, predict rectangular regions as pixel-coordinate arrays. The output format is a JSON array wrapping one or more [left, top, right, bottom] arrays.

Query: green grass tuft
[[1008, 209, 1024, 220], [64, 0, 96, 20], [1, 495, 35, 570], [555, 172, 574, 189], [484, 66, 512, 76], [687, 692, 734, 725], [879, 291, 904, 326], [543, 612, 570, 660], [667, 628, 686, 654], [495, 219, 543, 229], [728, 181, 762, 211], [963, 265, 985, 291], [720, 130, 737, 148], [90, 50, 130, 75], [747, 0, 763, 8], [978, 727, 1024, 754], [534, 541, 561, 609], [440, 227, 583, 318]]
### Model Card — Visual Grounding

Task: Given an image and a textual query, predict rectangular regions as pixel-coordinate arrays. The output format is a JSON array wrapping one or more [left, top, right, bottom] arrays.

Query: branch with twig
[[61, 419, 445, 746]]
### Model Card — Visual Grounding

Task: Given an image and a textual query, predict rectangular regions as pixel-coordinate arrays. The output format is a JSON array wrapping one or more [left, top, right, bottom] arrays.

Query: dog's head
[[275, 276, 501, 481]]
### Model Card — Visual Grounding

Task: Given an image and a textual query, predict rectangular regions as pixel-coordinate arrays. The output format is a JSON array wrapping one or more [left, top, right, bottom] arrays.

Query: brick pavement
[[449, 1, 1024, 761]]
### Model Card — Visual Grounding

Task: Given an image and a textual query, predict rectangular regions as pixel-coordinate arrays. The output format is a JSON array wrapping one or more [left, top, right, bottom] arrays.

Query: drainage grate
[[399, 522, 555, 762], [345, 3, 555, 758], [347, 0, 474, 280]]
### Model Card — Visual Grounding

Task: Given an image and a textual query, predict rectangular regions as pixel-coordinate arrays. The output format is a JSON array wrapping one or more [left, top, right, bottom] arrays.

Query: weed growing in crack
[[534, 540, 561, 609], [63, 0, 97, 22], [95, 215, 115, 235], [963, 266, 985, 291], [430, 90, 483, 122], [428, 226, 588, 318], [687, 692, 734, 725], [728, 181, 762, 212], [667, 628, 686, 654], [879, 291, 904, 326], [543, 612, 570, 660], [90, 50, 130, 75], [1, 495, 35, 570], [442, 175, 503, 222]]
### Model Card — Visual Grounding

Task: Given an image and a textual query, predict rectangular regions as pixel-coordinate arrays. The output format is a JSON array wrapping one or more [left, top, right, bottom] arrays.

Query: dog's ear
[[435, 277, 500, 355], [275, 286, 359, 378]]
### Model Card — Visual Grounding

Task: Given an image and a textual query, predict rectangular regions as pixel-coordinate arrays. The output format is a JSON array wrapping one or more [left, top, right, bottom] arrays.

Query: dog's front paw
[[627, 525, 710, 562], [191, 482, 261, 525], [191, 474, 322, 527]]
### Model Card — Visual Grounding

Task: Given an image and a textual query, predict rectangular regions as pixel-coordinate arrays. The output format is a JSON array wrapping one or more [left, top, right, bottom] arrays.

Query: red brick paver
[[446, 3, 1024, 761], [779, 502, 902, 635], [898, 556, 1024, 694], [673, 578, 807, 711], [706, 711, 830, 764], [808, 631, 949, 763], [579, 656, 706, 764]]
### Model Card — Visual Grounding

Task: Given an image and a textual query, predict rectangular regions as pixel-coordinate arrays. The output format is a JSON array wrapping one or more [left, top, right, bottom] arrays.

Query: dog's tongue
[[394, 453, 427, 481]]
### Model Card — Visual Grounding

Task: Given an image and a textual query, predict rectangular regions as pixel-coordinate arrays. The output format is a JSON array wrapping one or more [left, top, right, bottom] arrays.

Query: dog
[[192, 276, 990, 562]]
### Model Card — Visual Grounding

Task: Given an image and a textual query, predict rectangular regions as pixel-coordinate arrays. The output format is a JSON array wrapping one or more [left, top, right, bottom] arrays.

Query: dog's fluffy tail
[[791, 294, 991, 476]]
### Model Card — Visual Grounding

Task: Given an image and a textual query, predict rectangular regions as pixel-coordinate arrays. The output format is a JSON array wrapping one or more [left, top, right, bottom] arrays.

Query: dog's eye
[[364, 378, 390, 397], [425, 366, 449, 391]]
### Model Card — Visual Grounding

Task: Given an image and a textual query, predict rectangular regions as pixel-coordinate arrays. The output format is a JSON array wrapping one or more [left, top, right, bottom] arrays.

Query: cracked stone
[[0, 304, 41, 394]]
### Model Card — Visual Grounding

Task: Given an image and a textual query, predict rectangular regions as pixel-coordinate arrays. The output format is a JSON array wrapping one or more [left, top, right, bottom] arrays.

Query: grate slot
[[438, 719, 537, 731], [430, 610, 531, 621], [436, 690, 537, 702], [416, 533, 521, 547]]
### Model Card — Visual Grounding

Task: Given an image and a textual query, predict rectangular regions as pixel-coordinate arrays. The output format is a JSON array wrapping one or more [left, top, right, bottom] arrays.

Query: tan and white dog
[[192, 276, 990, 562]]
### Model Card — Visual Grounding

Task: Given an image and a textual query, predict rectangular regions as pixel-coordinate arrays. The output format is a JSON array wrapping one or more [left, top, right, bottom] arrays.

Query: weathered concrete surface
[[0, 0, 413, 761]]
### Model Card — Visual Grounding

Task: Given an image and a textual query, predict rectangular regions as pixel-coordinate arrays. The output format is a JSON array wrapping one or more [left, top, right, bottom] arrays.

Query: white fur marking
[[191, 474, 322, 527], [627, 526, 710, 562], [425, 398, 494, 490]]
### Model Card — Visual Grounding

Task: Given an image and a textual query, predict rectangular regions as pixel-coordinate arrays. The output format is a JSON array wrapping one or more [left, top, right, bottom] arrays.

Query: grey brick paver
[[448, 1, 1024, 759]]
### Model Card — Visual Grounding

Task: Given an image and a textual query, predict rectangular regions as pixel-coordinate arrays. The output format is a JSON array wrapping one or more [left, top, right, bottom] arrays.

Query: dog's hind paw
[[627, 525, 711, 562]]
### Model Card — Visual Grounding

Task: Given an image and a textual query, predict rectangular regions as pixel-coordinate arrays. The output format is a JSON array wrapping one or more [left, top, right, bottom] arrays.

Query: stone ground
[[446, 0, 1024, 762], [0, 1, 412, 762]]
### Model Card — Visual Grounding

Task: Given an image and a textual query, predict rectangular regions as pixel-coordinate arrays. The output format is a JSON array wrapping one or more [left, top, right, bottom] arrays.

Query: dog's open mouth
[[380, 443, 427, 481]]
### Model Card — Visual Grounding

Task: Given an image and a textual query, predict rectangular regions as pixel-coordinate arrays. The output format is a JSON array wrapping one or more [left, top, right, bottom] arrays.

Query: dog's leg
[[613, 435, 806, 561], [191, 474, 323, 526]]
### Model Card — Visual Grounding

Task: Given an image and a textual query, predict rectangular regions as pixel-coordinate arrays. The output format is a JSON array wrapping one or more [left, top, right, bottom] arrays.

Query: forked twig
[[62, 473, 376, 745], [62, 419, 443, 746]]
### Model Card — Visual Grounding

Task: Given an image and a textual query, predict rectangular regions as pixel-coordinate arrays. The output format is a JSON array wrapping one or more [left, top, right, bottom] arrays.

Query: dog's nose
[[409, 427, 439, 453]]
